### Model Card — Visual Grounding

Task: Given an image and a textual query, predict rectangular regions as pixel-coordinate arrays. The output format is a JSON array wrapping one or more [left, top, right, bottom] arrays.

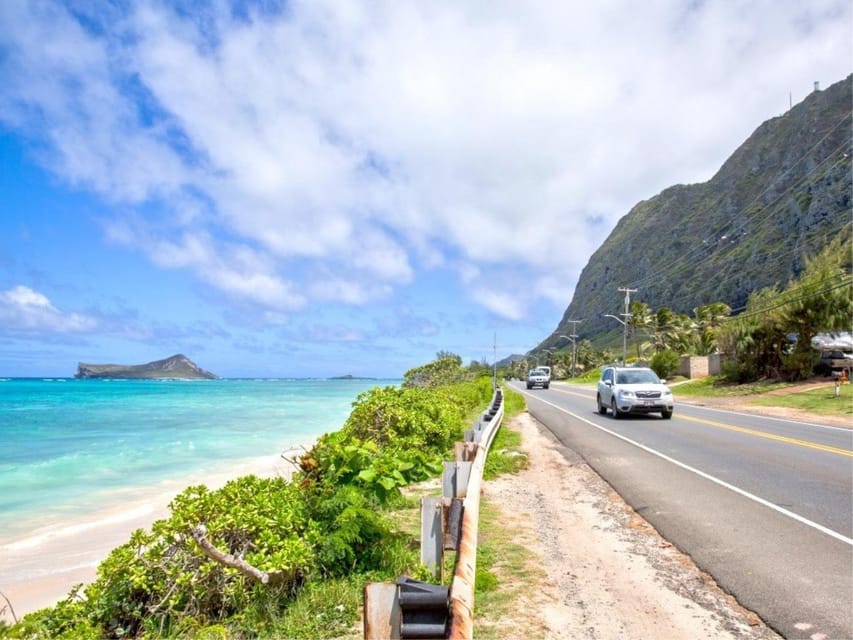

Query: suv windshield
[[615, 369, 661, 385]]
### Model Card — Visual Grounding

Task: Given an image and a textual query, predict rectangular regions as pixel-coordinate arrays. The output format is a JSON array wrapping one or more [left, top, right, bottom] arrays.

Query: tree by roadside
[[717, 236, 852, 381]]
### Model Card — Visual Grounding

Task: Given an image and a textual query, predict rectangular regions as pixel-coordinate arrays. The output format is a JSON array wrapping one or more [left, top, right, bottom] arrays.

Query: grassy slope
[[673, 375, 853, 420]]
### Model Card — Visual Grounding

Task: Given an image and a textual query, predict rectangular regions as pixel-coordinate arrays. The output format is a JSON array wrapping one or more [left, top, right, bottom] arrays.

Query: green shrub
[[650, 350, 680, 379], [721, 358, 759, 384], [2, 374, 497, 639]]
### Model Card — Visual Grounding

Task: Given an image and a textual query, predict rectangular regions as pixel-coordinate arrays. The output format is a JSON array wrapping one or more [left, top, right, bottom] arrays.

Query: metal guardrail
[[364, 387, 505, 639]]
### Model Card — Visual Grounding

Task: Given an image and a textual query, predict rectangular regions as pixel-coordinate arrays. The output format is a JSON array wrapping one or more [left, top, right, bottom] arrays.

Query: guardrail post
[[419, 497, 444, 576], [442, 461, 471, 499], [443, 497, 464, 551], [364, 582, 401, 639], [454, 442, 478, 462]]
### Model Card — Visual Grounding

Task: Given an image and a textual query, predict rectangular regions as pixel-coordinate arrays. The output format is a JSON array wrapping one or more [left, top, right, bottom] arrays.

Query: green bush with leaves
[[340, 385, 463, 450], [402, 353, 470, 388], [2, 365, 497, 639], [650, 350, 680, 379]]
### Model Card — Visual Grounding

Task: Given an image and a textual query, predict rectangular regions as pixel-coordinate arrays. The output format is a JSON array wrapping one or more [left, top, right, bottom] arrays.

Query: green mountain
[[538, 74, 852, 352], [75, 354, 217, 379]]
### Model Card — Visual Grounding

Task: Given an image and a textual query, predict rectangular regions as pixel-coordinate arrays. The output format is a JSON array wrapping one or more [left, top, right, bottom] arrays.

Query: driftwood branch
[[190, 526, 292, 586], [0, 590, 18, 624], [280, 445, 309, 474]]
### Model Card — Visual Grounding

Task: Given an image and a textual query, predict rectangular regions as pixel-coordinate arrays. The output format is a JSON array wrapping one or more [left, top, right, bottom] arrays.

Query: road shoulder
[[482, 412, 782, 640]]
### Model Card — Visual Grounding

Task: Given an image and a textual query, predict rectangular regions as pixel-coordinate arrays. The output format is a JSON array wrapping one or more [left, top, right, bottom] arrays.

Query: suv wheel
[[596, 394, 607, 415], [661, 408, 673, 419], [611, 398, 622, 419]]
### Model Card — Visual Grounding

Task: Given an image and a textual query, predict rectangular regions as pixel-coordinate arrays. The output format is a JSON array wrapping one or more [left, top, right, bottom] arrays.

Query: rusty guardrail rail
[[364, 387, 505, 639]]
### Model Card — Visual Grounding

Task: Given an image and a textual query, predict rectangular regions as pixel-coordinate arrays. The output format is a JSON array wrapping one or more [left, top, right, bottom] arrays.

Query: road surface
[[510, 381, 853, 640]]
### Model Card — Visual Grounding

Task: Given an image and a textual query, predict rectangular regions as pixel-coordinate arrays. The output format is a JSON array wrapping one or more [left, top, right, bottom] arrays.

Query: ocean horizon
[[0, 377, 395, 551]]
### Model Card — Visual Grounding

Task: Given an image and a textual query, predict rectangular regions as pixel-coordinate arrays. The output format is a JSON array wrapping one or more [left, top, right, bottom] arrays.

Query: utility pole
[[618, 287, 637, 366], [560, 319, 582, 378]]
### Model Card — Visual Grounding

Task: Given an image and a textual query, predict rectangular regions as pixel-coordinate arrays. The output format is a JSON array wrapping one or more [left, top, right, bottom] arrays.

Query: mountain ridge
[[537, 74, 852, 352]]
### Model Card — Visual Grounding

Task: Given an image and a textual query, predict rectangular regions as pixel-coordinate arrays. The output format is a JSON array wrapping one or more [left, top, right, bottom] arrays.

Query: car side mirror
[[605, 380, 613, 387], [660, 379, 667, 384]]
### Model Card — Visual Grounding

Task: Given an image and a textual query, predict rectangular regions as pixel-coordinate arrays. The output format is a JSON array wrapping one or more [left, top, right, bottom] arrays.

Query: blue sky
[[1, 1, 851, 378]]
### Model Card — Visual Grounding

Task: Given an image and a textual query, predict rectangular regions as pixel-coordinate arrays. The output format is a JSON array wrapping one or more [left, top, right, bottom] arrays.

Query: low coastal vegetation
[[0, 355, 526, 640]]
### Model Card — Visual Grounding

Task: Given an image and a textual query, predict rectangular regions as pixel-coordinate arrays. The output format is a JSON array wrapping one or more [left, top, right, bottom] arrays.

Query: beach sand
[[0, 450, 305, 623]]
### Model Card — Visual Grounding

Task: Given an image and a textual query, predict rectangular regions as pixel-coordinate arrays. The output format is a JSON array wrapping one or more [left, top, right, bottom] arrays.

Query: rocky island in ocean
[[74, 354, 217, 380]]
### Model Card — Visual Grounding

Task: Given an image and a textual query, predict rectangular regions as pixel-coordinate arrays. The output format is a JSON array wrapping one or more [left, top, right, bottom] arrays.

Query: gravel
[[482, 412, 784, 640]]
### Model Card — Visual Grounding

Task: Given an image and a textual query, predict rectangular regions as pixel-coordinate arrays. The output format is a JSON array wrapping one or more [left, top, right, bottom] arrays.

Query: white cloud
[[0, 2, 189, 203], [534, 276, 577, 309], [0, 286, 99, 333], [151, 233, 308, 311], [308, 276, 392, 305], [1, 0, 850, 322], [472, 288, 525, 322], [300, 323, 367, 343]]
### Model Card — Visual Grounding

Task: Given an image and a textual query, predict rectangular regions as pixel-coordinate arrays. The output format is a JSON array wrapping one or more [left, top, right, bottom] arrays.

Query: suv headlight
[[618, 389, 635, 398]]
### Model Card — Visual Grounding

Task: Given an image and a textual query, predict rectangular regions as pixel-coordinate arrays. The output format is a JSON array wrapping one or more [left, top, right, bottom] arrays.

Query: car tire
[[526, 383, 532, 389], [596, 394, 607, 414], [544, 383, 549, 389], [661, 408, 673, 419], [611, 398, 622, 419]]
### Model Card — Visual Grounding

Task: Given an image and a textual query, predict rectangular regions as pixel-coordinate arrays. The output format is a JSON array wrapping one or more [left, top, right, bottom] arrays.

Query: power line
[[631, 112, 850, 286], [726, 276, 853, 319], [571, 146, 850, 321], [627, 136, 851, 291], [562, 117, 851, 327]]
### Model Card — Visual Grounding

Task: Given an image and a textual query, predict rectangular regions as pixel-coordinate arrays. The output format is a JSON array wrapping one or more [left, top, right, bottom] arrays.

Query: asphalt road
[[510, 381, 853, 640]]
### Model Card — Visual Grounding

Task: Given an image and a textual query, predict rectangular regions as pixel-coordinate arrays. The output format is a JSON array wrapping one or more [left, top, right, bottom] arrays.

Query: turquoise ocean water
[[0, 377, 391, 547]]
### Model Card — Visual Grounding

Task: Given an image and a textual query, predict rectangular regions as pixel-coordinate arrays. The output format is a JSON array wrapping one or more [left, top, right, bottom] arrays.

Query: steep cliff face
[[540, 74, 851, 349], [75, 354, 217, 379]]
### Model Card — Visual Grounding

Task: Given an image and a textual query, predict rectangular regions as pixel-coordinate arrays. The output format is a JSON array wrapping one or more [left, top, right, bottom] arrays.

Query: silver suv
[[596, 366, 673, 419], [526, 368, 550, 389]]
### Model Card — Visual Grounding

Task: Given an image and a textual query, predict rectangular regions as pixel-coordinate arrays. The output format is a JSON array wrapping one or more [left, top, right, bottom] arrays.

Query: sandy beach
[[0, 450, 305, 623]]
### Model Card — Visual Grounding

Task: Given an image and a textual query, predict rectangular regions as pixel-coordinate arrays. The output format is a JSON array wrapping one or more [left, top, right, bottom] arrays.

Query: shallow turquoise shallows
[[0, 377, 394, 545]]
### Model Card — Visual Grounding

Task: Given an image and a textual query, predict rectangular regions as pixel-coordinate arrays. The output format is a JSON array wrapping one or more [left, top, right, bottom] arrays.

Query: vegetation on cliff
[[543, 74, 851, 350], [514, 238, 851, 383]]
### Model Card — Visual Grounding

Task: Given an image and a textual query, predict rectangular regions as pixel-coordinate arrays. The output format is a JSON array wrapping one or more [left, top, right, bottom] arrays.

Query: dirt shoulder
[[482, 412, 783, 640]]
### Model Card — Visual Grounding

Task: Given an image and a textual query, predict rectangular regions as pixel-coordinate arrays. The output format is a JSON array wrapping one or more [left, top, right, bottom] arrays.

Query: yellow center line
[[545, 385, 852, 457], [680, 414, 852, 457]]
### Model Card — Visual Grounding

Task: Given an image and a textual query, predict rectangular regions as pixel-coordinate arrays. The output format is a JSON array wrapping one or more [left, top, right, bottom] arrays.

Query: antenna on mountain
[[814, 81, 820, 92], [789, 91, 792, 110]]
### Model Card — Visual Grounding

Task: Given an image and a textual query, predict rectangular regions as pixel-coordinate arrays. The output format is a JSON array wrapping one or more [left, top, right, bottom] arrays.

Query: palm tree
[[629, 301, 653, 360], [649, 308, 675, 353], [671, 312, 696, 354], [693, 302, 732, 355]]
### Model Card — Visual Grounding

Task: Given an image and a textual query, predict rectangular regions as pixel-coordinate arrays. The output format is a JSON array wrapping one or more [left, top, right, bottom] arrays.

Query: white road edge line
[[523, 389, 853, 546]]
